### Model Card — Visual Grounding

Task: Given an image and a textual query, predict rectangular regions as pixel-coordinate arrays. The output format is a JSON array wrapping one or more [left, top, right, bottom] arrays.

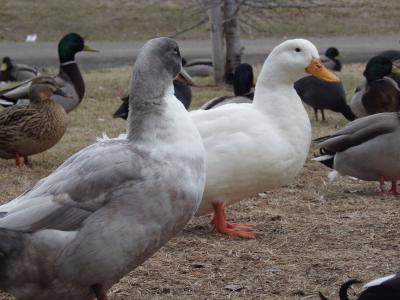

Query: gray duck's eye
[[295, 48, 301, 52], [173, 48, 180, 56]]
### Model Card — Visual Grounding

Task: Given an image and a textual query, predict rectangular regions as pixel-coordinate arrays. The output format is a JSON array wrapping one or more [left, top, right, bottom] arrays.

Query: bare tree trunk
[[223, 0, 241, 84], [208, 0, 225, 84]]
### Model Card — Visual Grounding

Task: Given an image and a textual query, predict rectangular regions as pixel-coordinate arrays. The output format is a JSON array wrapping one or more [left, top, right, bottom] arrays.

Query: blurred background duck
[[200, 63, 254, 109], [183, 57, 213, 77], [292, 46, 353, 121], [0, 33, 98, 113], [314, 112, 400, 196], [0, 56, 39, 82], [351, 56, 400, 118], [0, 76, 68, 167], [321, 47, 343, 71], [294, 75, 355, 121]]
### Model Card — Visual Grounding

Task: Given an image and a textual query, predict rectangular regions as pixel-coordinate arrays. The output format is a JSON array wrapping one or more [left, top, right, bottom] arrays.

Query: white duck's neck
[[251, 58, 311, 150], [253, 60, 308, 121]]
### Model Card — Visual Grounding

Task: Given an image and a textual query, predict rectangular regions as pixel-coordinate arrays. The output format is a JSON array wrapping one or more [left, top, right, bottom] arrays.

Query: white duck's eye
[[295, 48, 301, 52], [173, 48, 180, 56]]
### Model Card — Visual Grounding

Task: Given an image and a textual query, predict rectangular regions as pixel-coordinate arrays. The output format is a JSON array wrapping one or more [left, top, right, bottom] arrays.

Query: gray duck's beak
[[174, 67, 194, 86]]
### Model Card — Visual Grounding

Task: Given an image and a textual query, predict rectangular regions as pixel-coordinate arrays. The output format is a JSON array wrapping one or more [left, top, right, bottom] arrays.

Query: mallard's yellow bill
[[83, 45, 99, 52], [0, 63, 7, 71], [391, 64, 400, 75], [305, 58, 339, 82]]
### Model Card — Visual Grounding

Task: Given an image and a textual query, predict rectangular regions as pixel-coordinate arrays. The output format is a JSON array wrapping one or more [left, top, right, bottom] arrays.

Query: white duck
[[190, 39, 338, 238], [0, 37, 205, 300]]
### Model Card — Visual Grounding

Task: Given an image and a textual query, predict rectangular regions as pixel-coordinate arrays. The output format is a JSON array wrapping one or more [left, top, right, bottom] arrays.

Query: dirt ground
[[0, 64, 399, 299]]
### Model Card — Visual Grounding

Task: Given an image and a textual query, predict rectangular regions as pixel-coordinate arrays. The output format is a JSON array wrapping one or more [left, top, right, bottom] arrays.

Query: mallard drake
[[321, 47, 342, 71], [190, 39, 339, 238], [200, 63, 254, 110], [319, 274, 400, 300], [0, 76, 68, 167], [314, 112, 400, 196], [0, 33, 98, 113], [113, 75, 193, 119], [0, 56, 39, 82], [294, 76, 355, 121], [350, 56, 400, 118], [184, 57, 213, 77], [0, 37, 205, 300]]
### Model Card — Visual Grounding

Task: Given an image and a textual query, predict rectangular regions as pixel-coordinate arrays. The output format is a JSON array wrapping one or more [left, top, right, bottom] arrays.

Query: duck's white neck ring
[[61, 61, 77, 66]]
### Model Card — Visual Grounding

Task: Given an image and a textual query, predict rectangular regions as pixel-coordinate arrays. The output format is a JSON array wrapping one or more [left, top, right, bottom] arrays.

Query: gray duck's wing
[[315, 112, 400, 152], [0, 139, 146, 232]]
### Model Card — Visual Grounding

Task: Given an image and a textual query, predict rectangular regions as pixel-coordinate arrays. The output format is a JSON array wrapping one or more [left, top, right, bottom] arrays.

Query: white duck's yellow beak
[[305, 58, 339, 82]]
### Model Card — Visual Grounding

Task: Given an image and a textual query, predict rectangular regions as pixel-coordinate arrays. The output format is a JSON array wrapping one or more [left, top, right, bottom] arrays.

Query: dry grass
[[0, 0, 400, 41], [1, 63, 400, 300]]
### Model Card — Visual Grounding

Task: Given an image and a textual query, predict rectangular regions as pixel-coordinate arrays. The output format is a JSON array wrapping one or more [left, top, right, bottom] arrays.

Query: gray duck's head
[[129, 37, 192, 108]]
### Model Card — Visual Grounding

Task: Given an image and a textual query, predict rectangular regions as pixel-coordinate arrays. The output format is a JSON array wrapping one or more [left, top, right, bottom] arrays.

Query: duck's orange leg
[[378, 176, 386, 192], [15, 152, 22, 168], [384, 181, 400, 196], [210, 203, 254, 239], [93, 284, 108, 300]]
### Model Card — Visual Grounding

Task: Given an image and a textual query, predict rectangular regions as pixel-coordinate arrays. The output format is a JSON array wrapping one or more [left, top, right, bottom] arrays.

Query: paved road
[[0, 35, 398, 70]]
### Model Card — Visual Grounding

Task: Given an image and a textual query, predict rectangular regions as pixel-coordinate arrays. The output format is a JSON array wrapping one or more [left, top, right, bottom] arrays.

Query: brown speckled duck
[[0, 76, 68, 167]]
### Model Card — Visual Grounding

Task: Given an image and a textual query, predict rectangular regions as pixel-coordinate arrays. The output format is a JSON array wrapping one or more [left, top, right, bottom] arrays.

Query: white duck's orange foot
[[226, 222, 253, 230], [211, 202, 255, 239], [214, 225, 255, 239]]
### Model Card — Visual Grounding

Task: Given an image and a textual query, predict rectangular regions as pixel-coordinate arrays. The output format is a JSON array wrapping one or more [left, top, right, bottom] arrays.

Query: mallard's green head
[[364, 56, 397, 83], [58, 33, 98, 63], [1, 57, 12, 71], [325, 47, 340, 60]]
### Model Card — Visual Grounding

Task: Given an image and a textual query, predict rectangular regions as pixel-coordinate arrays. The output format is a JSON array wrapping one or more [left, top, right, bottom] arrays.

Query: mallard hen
[[0, 76, 68, 167]]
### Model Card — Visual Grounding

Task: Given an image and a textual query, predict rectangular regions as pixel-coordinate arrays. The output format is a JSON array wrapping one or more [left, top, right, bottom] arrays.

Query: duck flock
[[0, 33, 399, 300]]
